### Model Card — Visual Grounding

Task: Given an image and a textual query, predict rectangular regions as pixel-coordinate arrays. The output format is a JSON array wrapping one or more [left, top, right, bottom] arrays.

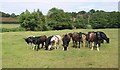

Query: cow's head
[[24, 37, 32, 44], [62, 34, 70, 51], [79, 32, 82, 38], [106, 38, 109, 43]]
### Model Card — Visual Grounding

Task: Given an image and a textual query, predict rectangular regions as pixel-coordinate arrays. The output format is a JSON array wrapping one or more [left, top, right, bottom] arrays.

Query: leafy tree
[[74, 13, 88, 28], [19, 9, 47, 31], [47, 7, 73, 30]]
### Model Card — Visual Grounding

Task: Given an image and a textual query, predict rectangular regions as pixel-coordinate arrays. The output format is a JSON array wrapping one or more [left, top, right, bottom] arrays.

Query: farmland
[[0, 24, 20, 29], [2, 28, 118, 68]]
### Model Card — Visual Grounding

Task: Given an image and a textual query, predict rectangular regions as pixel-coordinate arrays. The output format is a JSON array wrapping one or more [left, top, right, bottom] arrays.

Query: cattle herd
[[24, 31, 109, 51]]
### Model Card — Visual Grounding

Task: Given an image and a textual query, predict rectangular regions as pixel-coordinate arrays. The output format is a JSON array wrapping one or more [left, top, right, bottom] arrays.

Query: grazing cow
[[96, 31, 109, 44], [72, 32, 83, 48], [45, 35, 62, 50], [81, 33, 87, 47], [24, 36, 35, 48], [24, 35, 47, 51], [87, 31, 109, 51], [87, 31, 98, 51], [62, 34, 71, 51], [45, 36, 53, 50]]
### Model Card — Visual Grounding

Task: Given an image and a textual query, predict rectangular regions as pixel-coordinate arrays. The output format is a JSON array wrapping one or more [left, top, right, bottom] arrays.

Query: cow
[[45, 35, 62, 50], [62, 34, 71, 51], [24, 36, 35, 49], [86, 31, 109, 51], [71, 32, 83, 49], [24, 35, 47, 51], [96, 31, 109, 44], [81, 33, 87, 47], [45, 36, 53, 50]]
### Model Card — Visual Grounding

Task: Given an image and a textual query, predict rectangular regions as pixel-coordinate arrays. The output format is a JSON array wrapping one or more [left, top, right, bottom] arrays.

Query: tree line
[[17, 8, 120, 31], [0, 11, 18, 18]]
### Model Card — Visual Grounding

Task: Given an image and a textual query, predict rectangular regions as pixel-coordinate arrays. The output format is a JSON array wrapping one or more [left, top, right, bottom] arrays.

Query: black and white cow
[[45, 35, 61, 50], [45, 36, 53, 50], [24, 35, 47, 51]]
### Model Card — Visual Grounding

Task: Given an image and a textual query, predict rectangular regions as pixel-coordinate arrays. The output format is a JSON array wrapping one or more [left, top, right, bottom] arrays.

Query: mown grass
[[2, 29, 118, 68]]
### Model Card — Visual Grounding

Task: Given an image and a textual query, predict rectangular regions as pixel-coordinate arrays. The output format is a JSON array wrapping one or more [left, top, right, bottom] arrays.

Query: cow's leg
[[36, 44, 39, 51], [33, 45, 36, 50], [88, 41, 90, 48], [91, 42, 94, 50], [38, 44, 40, 49], [72, 40, 75, 47], [96, 44, 100, 51], [63, 47, 64, 50], [48, 45, 52, 50], [41, 43, 44, 48], [78, 41, 80, 48], [75, 41, 77, 48], [96, 41, 100, 51]]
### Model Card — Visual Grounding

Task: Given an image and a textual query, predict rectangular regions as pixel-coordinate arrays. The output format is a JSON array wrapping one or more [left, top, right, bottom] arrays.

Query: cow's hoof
[[97, 48, 100, 51], [91, 49, 93, 51]]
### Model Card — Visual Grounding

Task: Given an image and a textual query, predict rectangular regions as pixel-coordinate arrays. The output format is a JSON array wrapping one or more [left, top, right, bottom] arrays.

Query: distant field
[[2, 29, 118, 68], [0, 24, 20, 29]]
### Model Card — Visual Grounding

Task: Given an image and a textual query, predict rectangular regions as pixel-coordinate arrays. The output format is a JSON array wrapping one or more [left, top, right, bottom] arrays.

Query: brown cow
[[72, 32, 82, 48]]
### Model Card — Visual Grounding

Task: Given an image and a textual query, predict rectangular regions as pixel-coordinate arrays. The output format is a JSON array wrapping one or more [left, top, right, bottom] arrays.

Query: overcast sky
[[0, 0, 119, 15]]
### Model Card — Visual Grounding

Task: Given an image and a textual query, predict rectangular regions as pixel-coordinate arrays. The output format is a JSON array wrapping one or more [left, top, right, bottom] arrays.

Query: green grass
[[0, 24, 20, 29], [2, 29, 118, 68]]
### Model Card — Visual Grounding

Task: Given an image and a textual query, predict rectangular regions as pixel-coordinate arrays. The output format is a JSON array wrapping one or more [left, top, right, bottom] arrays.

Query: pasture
[[2, 29, 118, 68], [0, 24, 20, 29]]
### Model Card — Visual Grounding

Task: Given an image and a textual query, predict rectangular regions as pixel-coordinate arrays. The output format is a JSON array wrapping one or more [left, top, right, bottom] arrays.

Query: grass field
[[0, 24, 20, 29], [2, 29, 118, 68]]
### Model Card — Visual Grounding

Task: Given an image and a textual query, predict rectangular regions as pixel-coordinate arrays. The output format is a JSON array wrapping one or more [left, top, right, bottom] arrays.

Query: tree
[[89, 9, 96, 14], [89, 12, 109, 28], [19, 9, 47, 31], [11, 13, 16, 18], [78, 11, 86, 14], [74, 13, 88, 29], [47, 7, 73, 30]]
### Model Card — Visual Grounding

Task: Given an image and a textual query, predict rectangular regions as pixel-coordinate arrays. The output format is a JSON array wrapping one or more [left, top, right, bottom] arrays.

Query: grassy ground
[[2, 29, 118, 68], [0, 24, 20, 29]]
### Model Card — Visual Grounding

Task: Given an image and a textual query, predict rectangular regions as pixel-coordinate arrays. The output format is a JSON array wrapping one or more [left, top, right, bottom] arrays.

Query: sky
[[0, 0, 119, 15]]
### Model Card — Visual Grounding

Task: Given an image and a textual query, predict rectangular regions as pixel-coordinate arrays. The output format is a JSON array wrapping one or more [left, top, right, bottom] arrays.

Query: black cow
[[62, 34, 71, 51], [24, 36, 34, 48], [96, 31, 109, 44], [45, 36, 53, 50], [24, 35, 47, 51]]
